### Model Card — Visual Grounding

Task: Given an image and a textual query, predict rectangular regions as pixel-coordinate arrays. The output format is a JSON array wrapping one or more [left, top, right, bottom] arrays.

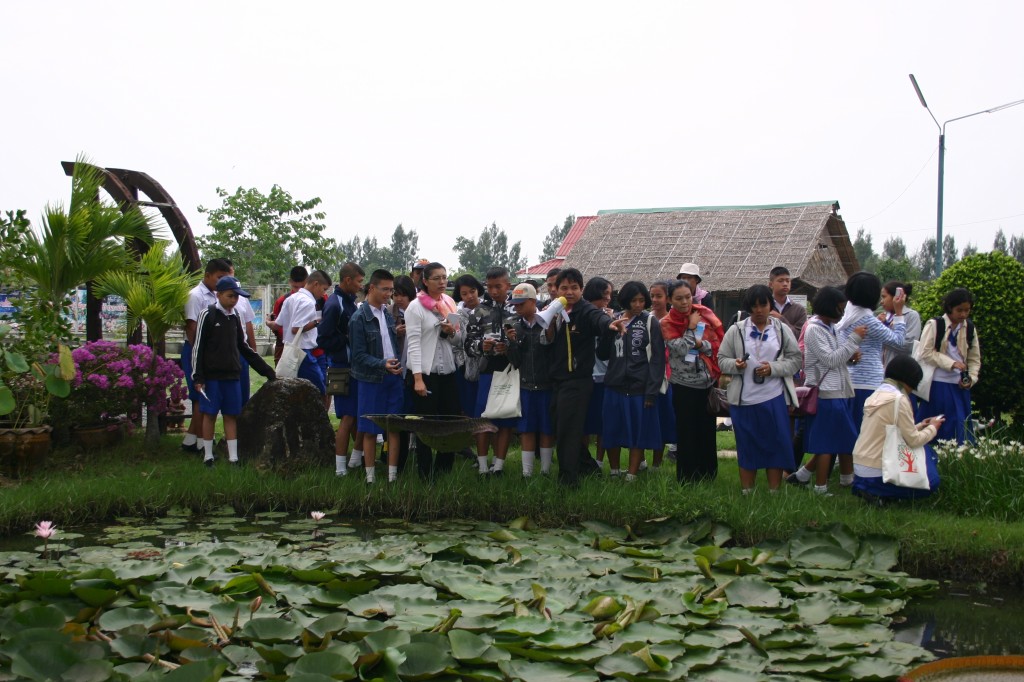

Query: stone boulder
[[238, 378, 334, 473]]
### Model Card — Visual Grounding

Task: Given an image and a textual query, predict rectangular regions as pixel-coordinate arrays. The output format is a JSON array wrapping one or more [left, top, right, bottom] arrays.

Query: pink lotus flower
[[34, 521, 56, 540], [310, 511, 326, 522]]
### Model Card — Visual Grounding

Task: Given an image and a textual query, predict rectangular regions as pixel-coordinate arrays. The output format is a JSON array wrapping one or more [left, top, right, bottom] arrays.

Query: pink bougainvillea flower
[[34, 521, 56, 539]]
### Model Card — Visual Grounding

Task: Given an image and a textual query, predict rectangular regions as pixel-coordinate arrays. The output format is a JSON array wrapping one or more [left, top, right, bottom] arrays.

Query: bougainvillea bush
[[60, 340, 185, 429]]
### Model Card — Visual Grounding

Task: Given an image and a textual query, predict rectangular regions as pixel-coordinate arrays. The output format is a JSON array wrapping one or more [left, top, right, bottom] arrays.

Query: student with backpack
[[915, 288, 981, 444]]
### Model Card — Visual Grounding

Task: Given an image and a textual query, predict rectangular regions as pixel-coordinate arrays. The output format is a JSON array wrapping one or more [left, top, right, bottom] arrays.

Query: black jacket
[[506, 319, 553, 390], [465, 300, 514, 374], [550, 300, 614, 382], [602, 312, 666, 400], [192, 304, 275, 384], [317, 287, 358, 365]]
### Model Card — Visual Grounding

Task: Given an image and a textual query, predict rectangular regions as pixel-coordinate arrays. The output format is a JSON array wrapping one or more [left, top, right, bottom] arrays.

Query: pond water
[[0, 513, 1020, 680]]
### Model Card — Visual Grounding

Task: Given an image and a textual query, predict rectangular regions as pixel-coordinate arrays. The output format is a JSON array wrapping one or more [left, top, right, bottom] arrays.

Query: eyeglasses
[[428, 275, 448, 282], [376, 287, 395, 294]]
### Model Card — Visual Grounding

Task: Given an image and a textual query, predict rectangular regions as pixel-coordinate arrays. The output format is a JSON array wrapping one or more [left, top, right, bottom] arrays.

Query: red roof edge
[[517, 257, 564, 276], [555, 216, 597, 258]]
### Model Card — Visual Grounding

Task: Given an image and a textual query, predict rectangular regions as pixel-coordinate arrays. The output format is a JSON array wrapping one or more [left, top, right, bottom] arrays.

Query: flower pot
[[0, 426, 52, 479], [71, 425, 124, 450]]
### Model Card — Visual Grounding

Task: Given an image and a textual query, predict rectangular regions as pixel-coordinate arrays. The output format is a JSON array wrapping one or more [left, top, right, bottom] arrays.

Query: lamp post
[[908, 74, 1024, 276]]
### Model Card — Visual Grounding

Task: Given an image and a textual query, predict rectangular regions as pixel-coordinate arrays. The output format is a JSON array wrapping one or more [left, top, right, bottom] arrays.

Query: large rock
[[238, 378, 334, 473]]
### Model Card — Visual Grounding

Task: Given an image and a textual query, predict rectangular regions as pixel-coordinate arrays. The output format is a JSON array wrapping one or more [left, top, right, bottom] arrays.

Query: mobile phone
[[895, 287, 905, 298], [742, 353, 750, 361], [935, 414, 944, 420]]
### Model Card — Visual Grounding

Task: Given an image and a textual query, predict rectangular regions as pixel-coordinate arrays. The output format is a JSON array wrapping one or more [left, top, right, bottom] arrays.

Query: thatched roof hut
[[561, 201, 860, 321]]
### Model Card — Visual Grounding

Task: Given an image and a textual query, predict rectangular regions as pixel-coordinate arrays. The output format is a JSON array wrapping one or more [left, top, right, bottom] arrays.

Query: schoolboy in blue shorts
[[505, 283, 556, 476], [349, 269, 404, 483], [192, 277, 276, 466]]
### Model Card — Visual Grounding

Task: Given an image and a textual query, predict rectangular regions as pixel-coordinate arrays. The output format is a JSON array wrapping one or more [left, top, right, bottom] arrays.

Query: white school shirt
[[234, 295, 255, 346], [369, 303, 397, 360], [741, 319, 784, 406], [278, 288, 318, 350], [185, 282, 217, 323], [933, 322, 965, 385]]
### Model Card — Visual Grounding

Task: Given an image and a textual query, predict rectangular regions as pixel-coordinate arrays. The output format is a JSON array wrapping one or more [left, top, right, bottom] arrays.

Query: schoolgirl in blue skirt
[[915, 288, 980, 445], [601, 281, 665, 481], [718, 285, 803, 492], [788, 287, 865, 494], [582, 277, 613, 468]]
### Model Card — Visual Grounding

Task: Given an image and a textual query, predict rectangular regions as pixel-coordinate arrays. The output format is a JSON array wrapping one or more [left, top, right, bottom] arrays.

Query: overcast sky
[[3, 2, 1022, 273]]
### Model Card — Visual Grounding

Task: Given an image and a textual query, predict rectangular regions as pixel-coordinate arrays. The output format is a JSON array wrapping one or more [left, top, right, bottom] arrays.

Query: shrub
[[914, 251, 1024, 418]]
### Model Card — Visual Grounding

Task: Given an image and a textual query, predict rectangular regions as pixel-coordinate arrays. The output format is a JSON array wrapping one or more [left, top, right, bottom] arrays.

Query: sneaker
[[785, 471, 809, 487], [204, 458, 214, 468], [336, 470, 348, 478]]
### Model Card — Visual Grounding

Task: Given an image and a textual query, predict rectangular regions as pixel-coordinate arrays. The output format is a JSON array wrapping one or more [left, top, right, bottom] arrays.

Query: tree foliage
[[1009, 235, 1024, 266], [196, 186, 338, 285], [914, 251, 1024, 418], [992, 228, 1008, 254], [882, 236, 909, 261], [335, 224, 420, 277], [1, 158, 154, 345], [453, 223, 527, 278], [852, 228, 878, 272], [540, 215, 574, 262]]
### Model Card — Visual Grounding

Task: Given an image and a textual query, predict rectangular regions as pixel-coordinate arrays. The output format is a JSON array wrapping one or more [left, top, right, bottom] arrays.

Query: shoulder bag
[[277, 328, 305, 379], [881, 396, 930, 490]]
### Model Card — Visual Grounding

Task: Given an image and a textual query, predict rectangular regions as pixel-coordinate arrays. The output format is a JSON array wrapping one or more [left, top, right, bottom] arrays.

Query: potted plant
[[0, 323, 72, 477]]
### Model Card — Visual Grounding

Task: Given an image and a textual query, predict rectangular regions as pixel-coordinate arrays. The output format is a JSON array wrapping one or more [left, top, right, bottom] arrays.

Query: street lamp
[[908, 74, 1024, 276]]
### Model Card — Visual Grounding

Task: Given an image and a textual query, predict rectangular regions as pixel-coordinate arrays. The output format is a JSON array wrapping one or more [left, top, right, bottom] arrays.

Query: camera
[[960, 370, 972, 387]]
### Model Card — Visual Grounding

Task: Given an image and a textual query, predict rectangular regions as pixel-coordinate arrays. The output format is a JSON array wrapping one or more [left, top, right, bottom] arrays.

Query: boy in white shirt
[[276, 269, 332, 394]]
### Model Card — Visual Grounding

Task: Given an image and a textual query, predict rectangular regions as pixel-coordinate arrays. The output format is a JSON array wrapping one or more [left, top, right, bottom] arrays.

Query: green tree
[[1009, 234, 1024, 265], [882, 236, 909, 261], [915, 251, 1024, 419], [196, 186, 338, 284], [943, 234, 958, 271], [962, 242, 979, 259], [913, 238, 938, 280], [383, 224, 420, 274], [95, 241, 201, 447], [453, 222, 527, 278], [992, 228, 1008, 254], [2, 158, 154, 346], [335, 235, 386, 275], [875, 257, 920, 284], [540, 215, 574, 262], [852, 228, 878, 272]]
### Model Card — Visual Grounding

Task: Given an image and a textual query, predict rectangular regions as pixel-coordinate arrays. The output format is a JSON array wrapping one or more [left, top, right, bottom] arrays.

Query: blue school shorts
[[198, 379, 243, 416]]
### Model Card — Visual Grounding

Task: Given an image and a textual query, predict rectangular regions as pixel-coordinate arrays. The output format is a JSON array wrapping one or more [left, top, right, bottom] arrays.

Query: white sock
[[227, 439, 239, 462], [742, 487, 753, 496], [814, 484, 829, 495], [388, 465, 398, 482], [610, 468, 621, 477], [795, 467, 812, 483], [183, 433, 197, 446], [492, 458, 505, 472], [365, 467, 375, 483], [203, 440, 214, 460], [667, 444, 677, 453], [624, 473, 637, 482], [349, 449, 364, 467], [724, 418, 733, 426], [335, 455, 348, 475], [540, 448, 553, 474], [521, 451, 535, 476], [477, 455, 489, 473], [840, 473, 854, 486]]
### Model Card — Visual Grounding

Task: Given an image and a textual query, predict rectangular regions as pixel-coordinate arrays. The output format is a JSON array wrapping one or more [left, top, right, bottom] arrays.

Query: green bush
[[914, 251, 1024, 418]]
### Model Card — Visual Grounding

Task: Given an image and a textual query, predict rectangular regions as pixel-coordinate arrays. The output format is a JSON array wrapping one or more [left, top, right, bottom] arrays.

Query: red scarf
[[661, 305, 723, 380]]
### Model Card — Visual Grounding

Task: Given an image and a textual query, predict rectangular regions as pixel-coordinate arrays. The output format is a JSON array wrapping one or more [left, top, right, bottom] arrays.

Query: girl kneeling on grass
[[852, 355, 943, 503], [718, 285, 802, 493]]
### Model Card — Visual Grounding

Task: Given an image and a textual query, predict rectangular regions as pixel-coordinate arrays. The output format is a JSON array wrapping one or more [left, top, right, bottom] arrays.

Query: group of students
[[180, 256, 981, 499]]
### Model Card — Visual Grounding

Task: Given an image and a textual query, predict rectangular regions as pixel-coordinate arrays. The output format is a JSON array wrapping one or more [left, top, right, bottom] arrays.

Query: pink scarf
[[417, 290, 458, 318]]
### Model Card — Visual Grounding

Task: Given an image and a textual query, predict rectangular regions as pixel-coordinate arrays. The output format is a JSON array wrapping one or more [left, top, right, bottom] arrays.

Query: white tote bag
[[881, 397, 930, 490], [911, 339, 935, 401], [276, 328, 305, 379], [481, 365, 522, 419]]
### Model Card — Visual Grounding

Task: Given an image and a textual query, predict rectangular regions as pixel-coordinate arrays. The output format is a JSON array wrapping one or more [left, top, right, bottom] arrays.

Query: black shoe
[[716, 423, 733, 432], [229, 460, 240, 467], [181, 442, 202, 453], [785, 471, 809, 487], [851, 488, 887, 507], [204, 458, 214, 468], [488, 468, 504, 477]]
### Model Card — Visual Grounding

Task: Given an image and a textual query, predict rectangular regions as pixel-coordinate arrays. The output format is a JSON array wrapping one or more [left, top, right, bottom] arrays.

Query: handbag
[[792, 368, 829, 417], [326, 367, 351, 396], [881, 396, 930, 490], [706, 385, 729, 417], [481, 365, 522, 419], [276, 328, 305, 379], [911, 339, 935, 401]]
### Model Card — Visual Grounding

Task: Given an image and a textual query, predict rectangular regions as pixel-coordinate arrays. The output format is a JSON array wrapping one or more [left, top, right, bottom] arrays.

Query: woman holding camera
[[916, 288, 981, 445]]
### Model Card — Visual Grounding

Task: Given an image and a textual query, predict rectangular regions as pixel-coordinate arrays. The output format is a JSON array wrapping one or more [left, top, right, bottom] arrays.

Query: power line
[[845, 146, 938, 224]]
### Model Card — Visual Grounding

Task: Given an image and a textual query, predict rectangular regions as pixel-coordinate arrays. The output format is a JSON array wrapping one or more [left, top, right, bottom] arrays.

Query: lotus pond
[[0, 511, 945, 681]]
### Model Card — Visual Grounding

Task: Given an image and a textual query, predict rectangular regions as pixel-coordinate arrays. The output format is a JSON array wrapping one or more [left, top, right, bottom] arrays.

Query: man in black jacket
[[549, 268, 624, 486], [193, 277, 276, 466]]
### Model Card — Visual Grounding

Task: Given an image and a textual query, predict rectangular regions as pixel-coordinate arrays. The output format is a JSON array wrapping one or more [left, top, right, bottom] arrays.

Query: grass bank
[[2, 432, 1022, 585]]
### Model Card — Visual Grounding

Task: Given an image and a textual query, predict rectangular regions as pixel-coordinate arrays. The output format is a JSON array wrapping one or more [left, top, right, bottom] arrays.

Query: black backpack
[[931, 316, 975, 351]]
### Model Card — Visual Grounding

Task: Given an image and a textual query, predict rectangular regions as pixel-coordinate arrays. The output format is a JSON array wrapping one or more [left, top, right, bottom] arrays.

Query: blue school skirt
[[601, 388, 662, 450], [456, 367, 479, 417], [804, 397, 858, 455], [731, 393, 793, 470], [585, 382, 606, 436], [657, 386, 677, 444], [851, 388, 874, 435], [518, 388, 553, 436], [917, 381, 973, 445], [853, 445, 940, 500]]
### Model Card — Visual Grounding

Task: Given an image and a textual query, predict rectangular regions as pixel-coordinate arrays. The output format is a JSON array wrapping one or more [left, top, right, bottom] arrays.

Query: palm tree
[[96, 241, 201, 447], [4, 155, 154, 343]]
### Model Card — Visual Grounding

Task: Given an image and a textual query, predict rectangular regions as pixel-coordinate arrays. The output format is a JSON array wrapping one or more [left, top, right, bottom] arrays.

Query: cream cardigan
[[404, 298, 460, 376], [917, 314, 981, 385], [852, 383, 938, 470]]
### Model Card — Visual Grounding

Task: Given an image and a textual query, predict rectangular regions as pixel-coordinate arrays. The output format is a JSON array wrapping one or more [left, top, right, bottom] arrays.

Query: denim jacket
[[348, 301, 399, 384]]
